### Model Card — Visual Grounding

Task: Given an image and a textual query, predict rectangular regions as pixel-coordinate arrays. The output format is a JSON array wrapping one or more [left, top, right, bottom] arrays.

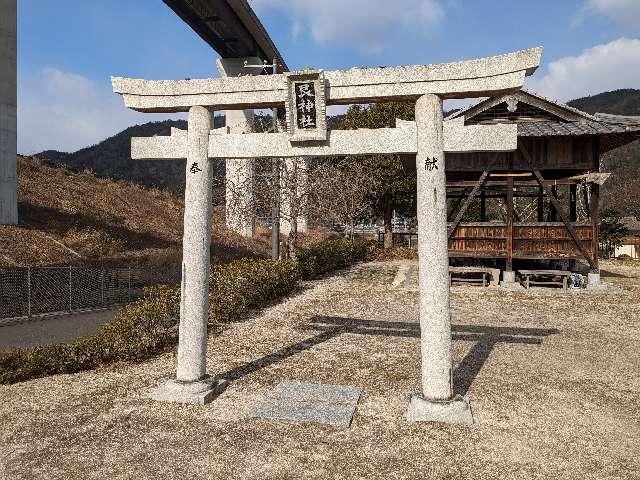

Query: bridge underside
[[163, 0, 287, 70]]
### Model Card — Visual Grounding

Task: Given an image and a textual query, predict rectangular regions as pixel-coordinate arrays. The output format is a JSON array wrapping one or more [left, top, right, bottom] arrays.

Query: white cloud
[[526, 38, 640, 101], [580, 0, 640, 30], [250, 0, 444, 54], [17, 68, 181, 154]]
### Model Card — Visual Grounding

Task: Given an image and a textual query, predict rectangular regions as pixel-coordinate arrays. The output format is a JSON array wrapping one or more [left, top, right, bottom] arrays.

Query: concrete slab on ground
[[252, 381, 361, 427]]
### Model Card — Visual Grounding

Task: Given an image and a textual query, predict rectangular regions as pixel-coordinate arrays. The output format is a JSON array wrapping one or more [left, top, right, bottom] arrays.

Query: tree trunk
[[383, 201, 394, 249], [287, 217, 298, 260]]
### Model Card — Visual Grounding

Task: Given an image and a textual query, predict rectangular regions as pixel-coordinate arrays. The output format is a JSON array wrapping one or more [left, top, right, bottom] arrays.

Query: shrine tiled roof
[[621, 217, 640, 234], [516, 118, 640, 137]]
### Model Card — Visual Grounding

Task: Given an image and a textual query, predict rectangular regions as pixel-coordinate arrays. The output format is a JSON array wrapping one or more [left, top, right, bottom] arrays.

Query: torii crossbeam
[[112, 46, 542, 425]]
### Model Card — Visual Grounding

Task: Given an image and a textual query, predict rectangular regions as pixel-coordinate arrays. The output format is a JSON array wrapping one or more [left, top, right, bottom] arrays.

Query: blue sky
[[17, 0, 640, 154]]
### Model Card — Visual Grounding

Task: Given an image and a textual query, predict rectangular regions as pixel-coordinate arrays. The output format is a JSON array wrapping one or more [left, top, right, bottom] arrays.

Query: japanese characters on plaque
[[295, 82, 317, 129], [285, 69, 327, 143]]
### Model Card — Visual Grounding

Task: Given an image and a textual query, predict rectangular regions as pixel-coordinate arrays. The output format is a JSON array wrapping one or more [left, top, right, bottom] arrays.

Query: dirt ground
[[1, 260, 639, 479]]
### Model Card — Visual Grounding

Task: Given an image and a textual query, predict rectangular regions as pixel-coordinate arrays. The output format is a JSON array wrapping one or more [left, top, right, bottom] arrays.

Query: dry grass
[[0, 259, 638, 479], [1, 156, 311, 267]]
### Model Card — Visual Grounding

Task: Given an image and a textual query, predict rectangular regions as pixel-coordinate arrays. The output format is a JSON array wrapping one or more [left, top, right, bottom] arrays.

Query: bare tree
[[217, 112, 377, 256], [309, 158, 374, 239]]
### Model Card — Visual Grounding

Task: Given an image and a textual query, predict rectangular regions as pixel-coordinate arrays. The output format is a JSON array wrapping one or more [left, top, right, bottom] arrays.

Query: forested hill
[[36, 90, 639, 193], [567, 89, 640, 115], [38, 119, 189, 191], [568, 89, 640, 218]]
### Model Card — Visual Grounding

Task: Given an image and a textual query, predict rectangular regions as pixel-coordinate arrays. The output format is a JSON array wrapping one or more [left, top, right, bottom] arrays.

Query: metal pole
[[68, 265, 72, 312], [27, 267, 31, 318], [271, 157, 280, 260], [271, 107, 280, 260], [101, 268, 105, 306]]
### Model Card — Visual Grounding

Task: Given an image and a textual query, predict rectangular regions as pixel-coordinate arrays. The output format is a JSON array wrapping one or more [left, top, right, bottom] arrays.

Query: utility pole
[[271, 154, 280, 260]]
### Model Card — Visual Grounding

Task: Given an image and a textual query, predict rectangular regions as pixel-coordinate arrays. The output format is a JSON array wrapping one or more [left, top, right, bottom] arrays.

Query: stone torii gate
[[112, 46, 542, 424]]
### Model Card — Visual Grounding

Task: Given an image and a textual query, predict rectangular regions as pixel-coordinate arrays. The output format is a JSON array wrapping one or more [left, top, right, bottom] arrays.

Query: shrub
[[297, 238, 374, 279], [98, 284, 181, 361], [0, 240, 370, 384], [0, 284, 180, 384], [367, 246, 418, 261], [209, 259, 300, 323]]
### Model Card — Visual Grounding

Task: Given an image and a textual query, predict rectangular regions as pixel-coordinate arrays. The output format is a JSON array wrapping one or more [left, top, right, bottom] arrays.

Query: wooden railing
[[448, 222, 594, 259]]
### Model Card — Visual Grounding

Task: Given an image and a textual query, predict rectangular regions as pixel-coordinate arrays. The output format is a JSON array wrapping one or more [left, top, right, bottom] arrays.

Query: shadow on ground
[[219, 316, 559, 396], [600, 268, 634, 279]]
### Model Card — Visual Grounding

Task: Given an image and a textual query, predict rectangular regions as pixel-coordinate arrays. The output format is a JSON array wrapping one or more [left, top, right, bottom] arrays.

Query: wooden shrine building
[[440, 90, 640, 275]]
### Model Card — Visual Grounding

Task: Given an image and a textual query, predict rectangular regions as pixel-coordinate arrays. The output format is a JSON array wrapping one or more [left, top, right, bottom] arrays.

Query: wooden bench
[[449, 267, 499, 287], [518, 269, 572, 290]]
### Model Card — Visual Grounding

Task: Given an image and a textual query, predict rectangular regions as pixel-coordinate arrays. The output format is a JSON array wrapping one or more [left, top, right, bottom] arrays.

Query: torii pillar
[[406, 94, 474, 424], [150, 105, 227, 403]]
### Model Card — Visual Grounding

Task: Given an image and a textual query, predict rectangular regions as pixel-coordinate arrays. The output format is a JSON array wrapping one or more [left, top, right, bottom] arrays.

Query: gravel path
[[1, 260, 638, 479]]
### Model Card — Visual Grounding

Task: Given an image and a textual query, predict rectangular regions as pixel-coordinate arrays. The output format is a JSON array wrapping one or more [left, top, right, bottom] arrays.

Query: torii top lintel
[[112, 47, 542, 113]]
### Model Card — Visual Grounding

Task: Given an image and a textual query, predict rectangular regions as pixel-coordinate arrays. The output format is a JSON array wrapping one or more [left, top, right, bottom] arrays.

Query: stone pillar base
[[406, 393, 473, 425], [502, 270, 516, 283], [500, 270, 524, 290], [587, 273, 601, 289], [150, 376, 228, 405]]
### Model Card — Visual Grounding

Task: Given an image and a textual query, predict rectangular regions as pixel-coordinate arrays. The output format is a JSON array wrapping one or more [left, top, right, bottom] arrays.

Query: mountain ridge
[[36, 90, 640, 193]]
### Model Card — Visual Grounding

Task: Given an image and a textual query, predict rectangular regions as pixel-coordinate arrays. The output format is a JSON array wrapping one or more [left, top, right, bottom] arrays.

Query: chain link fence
[[0, 265, 181, 321]]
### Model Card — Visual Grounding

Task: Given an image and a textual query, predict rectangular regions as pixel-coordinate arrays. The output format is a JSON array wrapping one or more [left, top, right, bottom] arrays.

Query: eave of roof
[[594, 113, 640, 125], [516, 119, 640, 137]]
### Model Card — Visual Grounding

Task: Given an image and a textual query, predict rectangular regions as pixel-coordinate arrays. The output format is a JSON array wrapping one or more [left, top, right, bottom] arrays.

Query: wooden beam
[[568, 172, 611, 185], [520, 144, 597, 270], [446, 179, 581, 188], [535, 172, 595, 269], [489, 172, 532, 177], [447, 195, 464, 221], [447, 156, 497, 239], [590, 184, 600, 273], [506, 176, 514, 272], [569, 184, 577, 223], [591, 137, 600, 273], [447, 193, 541, 198], [548, 185, 558, 222]]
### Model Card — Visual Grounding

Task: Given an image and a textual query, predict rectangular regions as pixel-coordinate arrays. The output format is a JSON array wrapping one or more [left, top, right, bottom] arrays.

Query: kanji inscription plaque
[[285, 69, 327, 142]]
